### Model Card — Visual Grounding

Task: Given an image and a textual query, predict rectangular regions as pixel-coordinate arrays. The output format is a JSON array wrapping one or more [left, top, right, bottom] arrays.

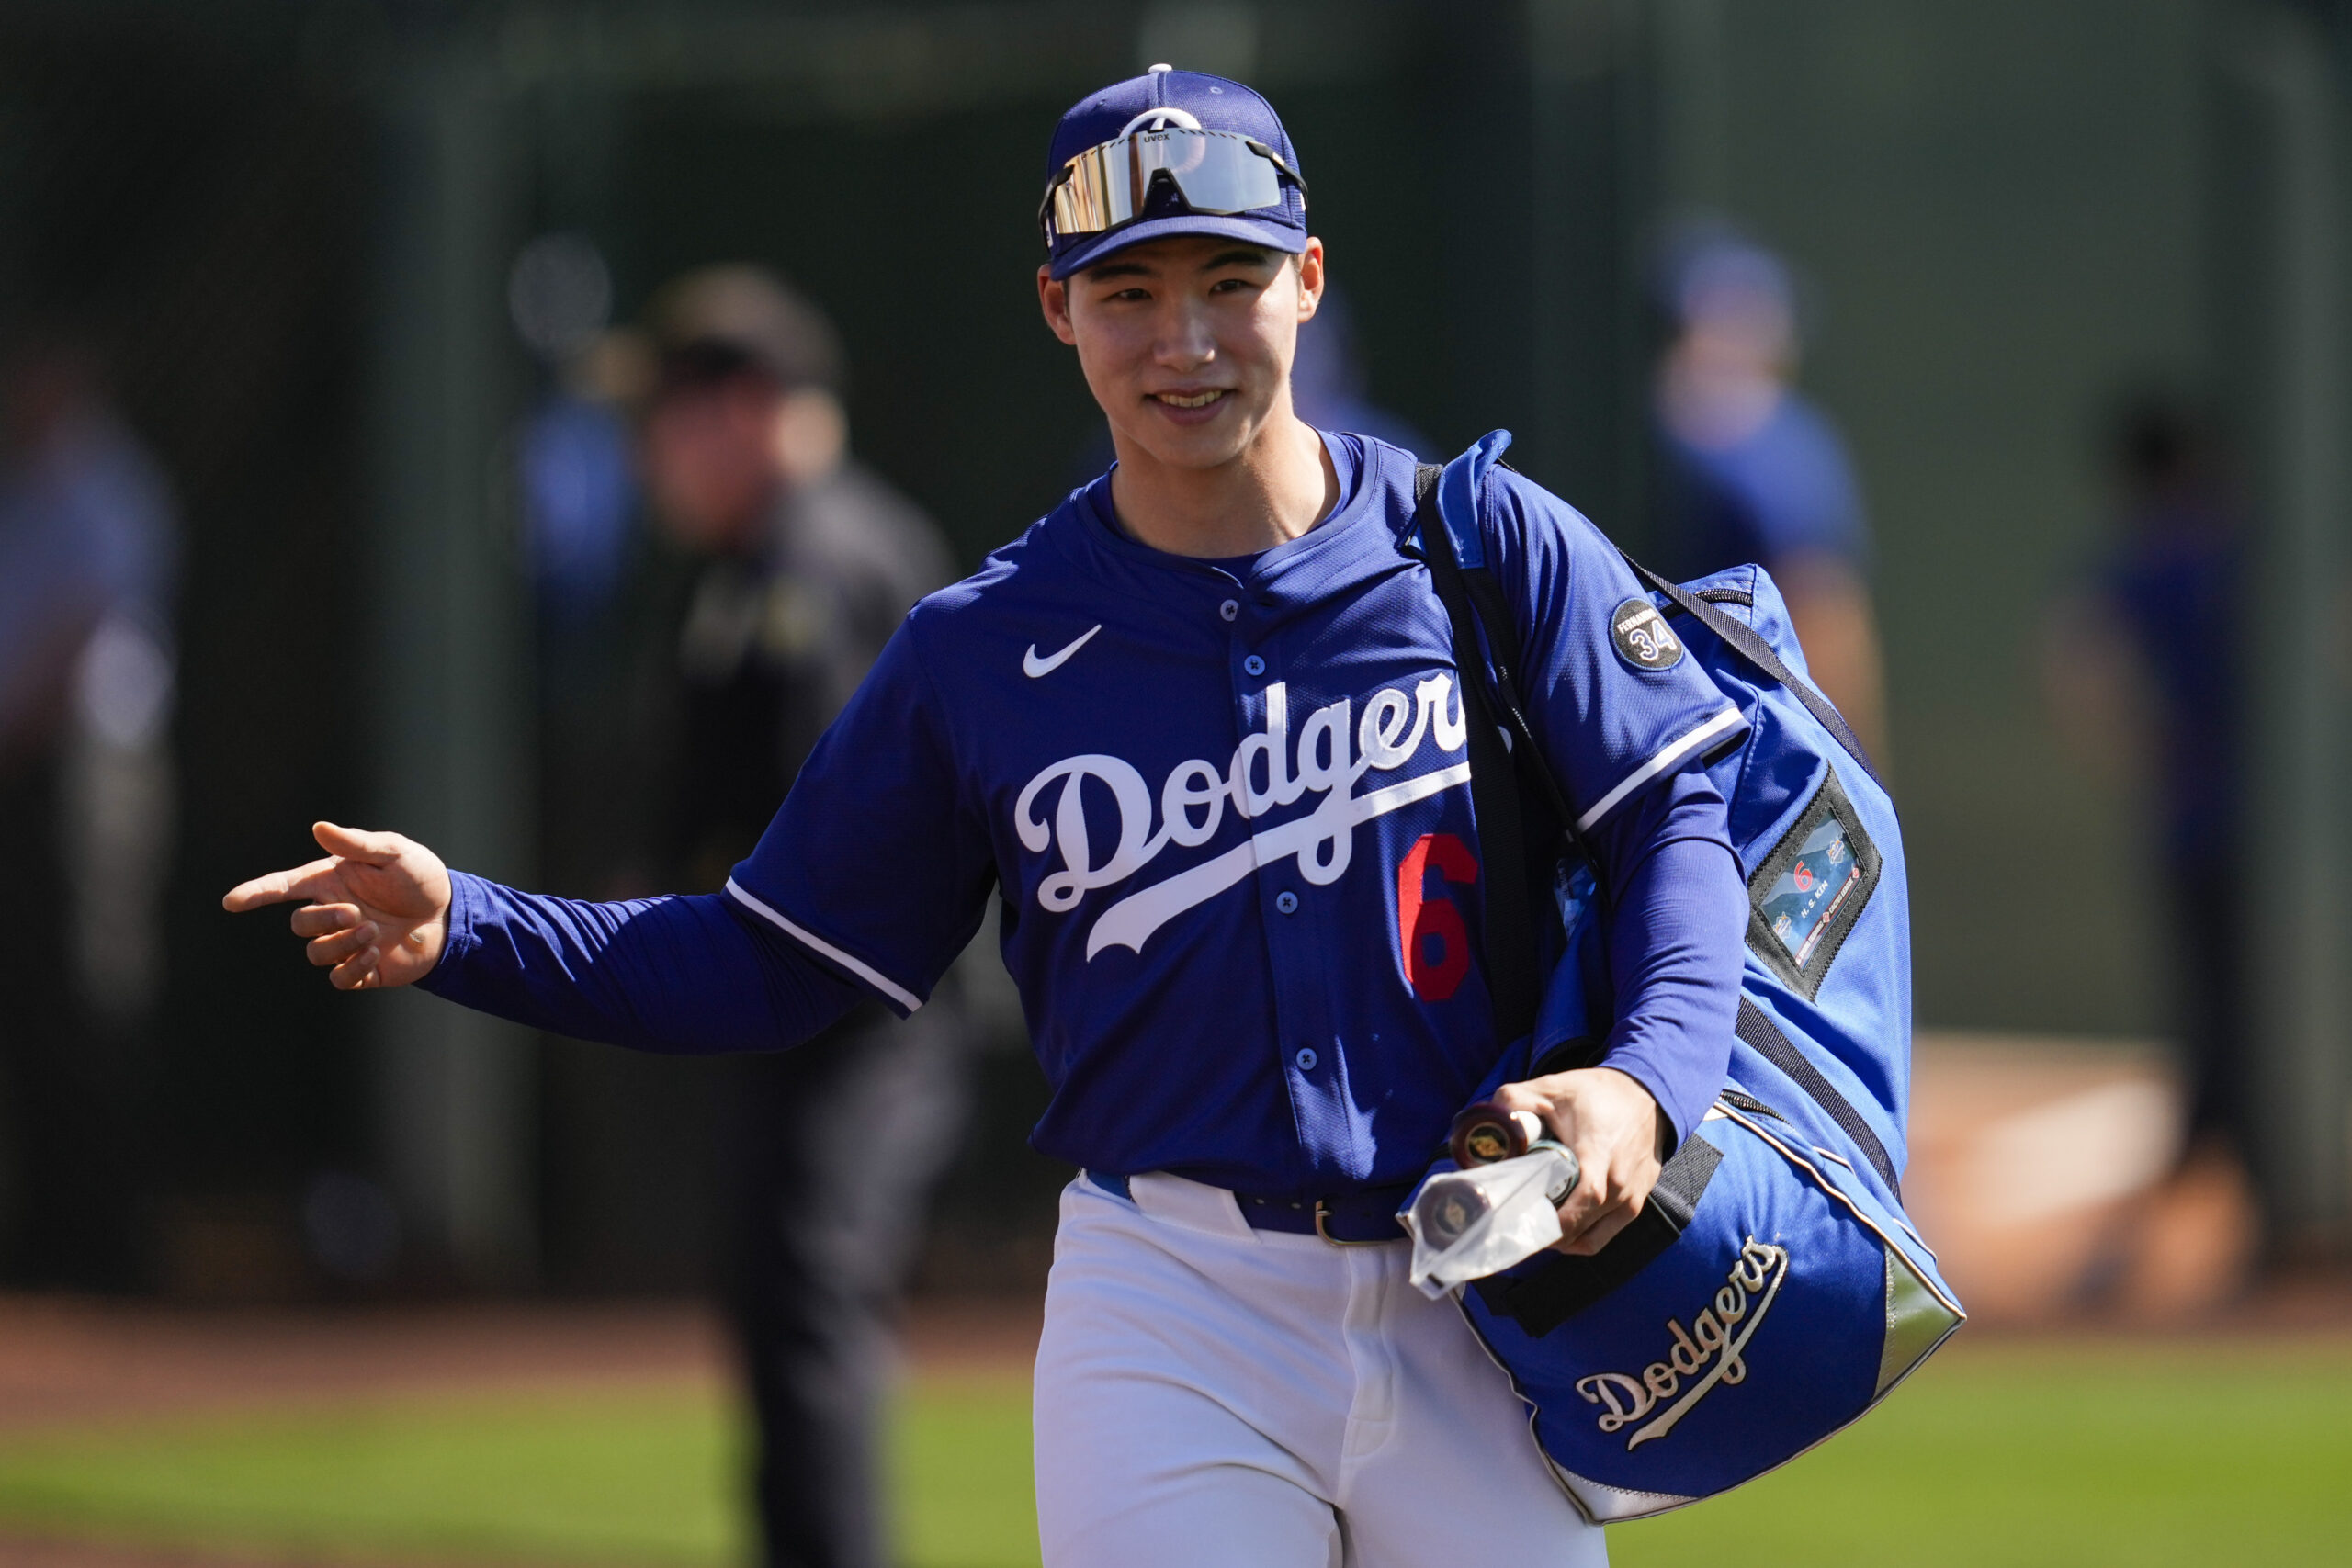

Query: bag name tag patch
[[1760, 818, 1862, 971], [1747, 767, 1881, 1001], [1573, 1236, 1790, 1449], [1611, 598, 1685, 670]]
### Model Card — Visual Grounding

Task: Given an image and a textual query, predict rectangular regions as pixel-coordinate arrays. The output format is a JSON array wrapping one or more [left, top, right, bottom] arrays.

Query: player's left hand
[[1488, 1067, 1665, 1257]]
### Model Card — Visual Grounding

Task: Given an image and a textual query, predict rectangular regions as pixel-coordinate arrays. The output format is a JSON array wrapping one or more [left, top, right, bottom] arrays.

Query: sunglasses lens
[[1052, 143, 1130, 235], [1131, 131, 1284, 215], [1047, 130, 1289, 238]]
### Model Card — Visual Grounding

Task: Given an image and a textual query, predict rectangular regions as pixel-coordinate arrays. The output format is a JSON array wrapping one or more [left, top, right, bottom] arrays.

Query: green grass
[[1610, 1339, 2352, 1568], [0, 1386, 746, 1566], [0, 1342, 2344, 1566], [0, 1371, 1036, 1568]]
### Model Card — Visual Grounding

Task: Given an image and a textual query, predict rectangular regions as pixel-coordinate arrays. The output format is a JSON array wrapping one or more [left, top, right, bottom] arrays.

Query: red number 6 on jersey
[[1396, 832, 1479, 1001]]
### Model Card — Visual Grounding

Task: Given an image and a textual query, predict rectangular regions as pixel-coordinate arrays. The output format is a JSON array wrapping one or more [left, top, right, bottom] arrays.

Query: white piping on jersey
[[1572, 705, 1744, 835], [1087, 760, 1475, 956], [724, 877, 924, 1013]]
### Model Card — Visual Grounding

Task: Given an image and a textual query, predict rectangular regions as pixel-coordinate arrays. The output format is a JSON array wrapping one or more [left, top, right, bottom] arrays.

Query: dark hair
[[647, 265, 844, 397], [2107, 392, 2210, 491]]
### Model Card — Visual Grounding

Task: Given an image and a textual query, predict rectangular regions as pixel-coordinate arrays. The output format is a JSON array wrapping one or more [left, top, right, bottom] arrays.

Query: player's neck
[[1107, 412, 1338, 559]]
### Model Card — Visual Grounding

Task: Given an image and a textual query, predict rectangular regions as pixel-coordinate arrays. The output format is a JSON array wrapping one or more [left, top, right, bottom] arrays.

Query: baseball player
[[1653, 227, 1886, 758], [227, 67, 1751, 1566]]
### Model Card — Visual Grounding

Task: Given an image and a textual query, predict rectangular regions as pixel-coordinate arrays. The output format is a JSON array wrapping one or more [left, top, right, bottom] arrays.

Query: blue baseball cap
[[1657, 219, 1801, 341], [1042, 65, 1309, 279]]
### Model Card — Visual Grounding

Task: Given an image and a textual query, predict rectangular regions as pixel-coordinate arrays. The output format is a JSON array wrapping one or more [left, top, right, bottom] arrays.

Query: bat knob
[[1449, 1101, 1544, 1168]]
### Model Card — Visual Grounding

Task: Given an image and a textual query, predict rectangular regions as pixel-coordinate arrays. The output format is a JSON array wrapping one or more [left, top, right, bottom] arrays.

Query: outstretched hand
[[222, 823, 452, 990], [1489, 1066, 1667, 1258]]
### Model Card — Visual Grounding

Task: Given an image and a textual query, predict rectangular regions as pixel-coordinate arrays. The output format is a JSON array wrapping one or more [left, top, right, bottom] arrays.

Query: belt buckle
[[1313, 1197, 1390, 1247]]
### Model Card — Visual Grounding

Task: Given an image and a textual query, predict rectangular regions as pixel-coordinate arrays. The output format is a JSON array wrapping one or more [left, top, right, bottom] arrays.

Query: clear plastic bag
[[1400, 1145, 1580, 1299]]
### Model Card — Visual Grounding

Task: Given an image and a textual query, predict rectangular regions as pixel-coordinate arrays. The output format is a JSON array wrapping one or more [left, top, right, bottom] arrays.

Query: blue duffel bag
[[1413, 434, 1965, 1523]]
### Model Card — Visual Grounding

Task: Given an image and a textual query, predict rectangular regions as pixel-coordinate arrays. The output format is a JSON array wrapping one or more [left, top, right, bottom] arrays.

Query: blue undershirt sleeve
[[416, 869, 868, 1055], [1578, 766, 1748, 1148]]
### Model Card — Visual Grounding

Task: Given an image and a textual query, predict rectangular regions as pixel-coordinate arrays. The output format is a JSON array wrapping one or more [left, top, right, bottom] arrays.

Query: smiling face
[[1039, 233, 1324, 474]]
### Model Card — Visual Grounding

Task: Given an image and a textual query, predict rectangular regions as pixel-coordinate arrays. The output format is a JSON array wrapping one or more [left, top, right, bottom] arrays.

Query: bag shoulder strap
[[1736, 996, 1901, 1199], [1622, 558, 1888, 795], [1414, 464, 1540, 1043], [1420, 459, 1905, 1199], [1415, 468, 1589, 849]]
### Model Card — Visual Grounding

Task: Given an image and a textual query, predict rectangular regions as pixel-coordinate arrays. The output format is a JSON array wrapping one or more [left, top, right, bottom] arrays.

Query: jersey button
[[1243, 654, 1266, 676], [1294, 1046, 1319, 1072], [1220, 599, 1239, 622], [1275, 890, 1298, 915]]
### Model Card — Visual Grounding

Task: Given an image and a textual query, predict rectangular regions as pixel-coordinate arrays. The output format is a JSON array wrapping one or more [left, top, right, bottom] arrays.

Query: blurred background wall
[[1667, 0, 2210, 1038], [0, 0, 2343, 1300]]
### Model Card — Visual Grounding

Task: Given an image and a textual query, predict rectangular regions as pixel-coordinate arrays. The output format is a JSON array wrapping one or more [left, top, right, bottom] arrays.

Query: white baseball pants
[[1033, 1173, 1608, 1568]]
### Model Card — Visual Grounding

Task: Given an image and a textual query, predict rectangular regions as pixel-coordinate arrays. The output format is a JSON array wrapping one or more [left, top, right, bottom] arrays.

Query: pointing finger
[[223, 858, 340, 912]]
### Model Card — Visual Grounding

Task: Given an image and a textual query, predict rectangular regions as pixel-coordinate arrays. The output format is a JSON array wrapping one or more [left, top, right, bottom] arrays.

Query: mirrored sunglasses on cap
[[1039, 124, 1307, 245]]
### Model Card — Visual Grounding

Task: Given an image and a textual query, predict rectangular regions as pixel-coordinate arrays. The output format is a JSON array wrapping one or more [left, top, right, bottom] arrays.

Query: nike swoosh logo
[[1023, 625, 1102, 679]]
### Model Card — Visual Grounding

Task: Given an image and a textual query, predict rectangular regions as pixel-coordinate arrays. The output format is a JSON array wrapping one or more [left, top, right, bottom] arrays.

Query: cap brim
[[1049, 213, 1307, 280]]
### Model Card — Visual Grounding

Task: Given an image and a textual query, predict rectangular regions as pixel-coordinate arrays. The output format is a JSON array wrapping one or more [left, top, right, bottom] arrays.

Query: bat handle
[[1540, 1144, 1581, 1205]]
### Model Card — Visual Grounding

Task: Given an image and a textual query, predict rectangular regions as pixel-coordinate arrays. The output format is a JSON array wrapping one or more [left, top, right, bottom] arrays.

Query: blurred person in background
[[0, 330, 178, 1287], [509, 233, 662, 901], [1654, 225, 1888, 761], [514, 233, 644, 638], [639, 265, 970, 1568], [2048, 396, 2249, 1214]]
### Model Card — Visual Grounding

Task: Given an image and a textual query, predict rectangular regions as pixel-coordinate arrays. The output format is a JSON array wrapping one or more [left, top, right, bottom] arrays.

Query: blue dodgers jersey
[[727, 436, 1745, 1196]]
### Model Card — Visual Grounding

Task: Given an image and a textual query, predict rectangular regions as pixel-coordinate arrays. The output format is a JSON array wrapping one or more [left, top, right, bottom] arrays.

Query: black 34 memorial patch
[[1611, 597, 1685, 671], [1747, 767, 1881, 1000]]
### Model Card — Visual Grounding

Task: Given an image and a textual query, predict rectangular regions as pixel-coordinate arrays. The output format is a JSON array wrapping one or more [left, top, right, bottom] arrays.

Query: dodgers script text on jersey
[[727, 435, 1744, 1195]]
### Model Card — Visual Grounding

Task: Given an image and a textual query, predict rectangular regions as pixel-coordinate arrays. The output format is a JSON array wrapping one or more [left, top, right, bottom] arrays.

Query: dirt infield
[[0, 1294, 1042, 1436], [0, 1300, 721, 1435], [0, 1536, 420, 1568]]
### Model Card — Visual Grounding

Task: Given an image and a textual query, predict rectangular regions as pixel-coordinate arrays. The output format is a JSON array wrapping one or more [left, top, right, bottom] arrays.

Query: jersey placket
[[1234, 570, 1373, 1188]]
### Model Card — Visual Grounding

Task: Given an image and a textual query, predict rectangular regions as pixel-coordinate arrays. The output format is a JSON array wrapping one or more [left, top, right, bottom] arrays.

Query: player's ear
[[1295, 239, 1326, 324], [1037, 265, 1079, 346]]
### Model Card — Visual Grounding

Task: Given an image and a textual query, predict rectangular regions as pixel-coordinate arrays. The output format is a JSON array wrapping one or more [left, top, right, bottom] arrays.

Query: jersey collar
[[1046, 432, 1420, 615]]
